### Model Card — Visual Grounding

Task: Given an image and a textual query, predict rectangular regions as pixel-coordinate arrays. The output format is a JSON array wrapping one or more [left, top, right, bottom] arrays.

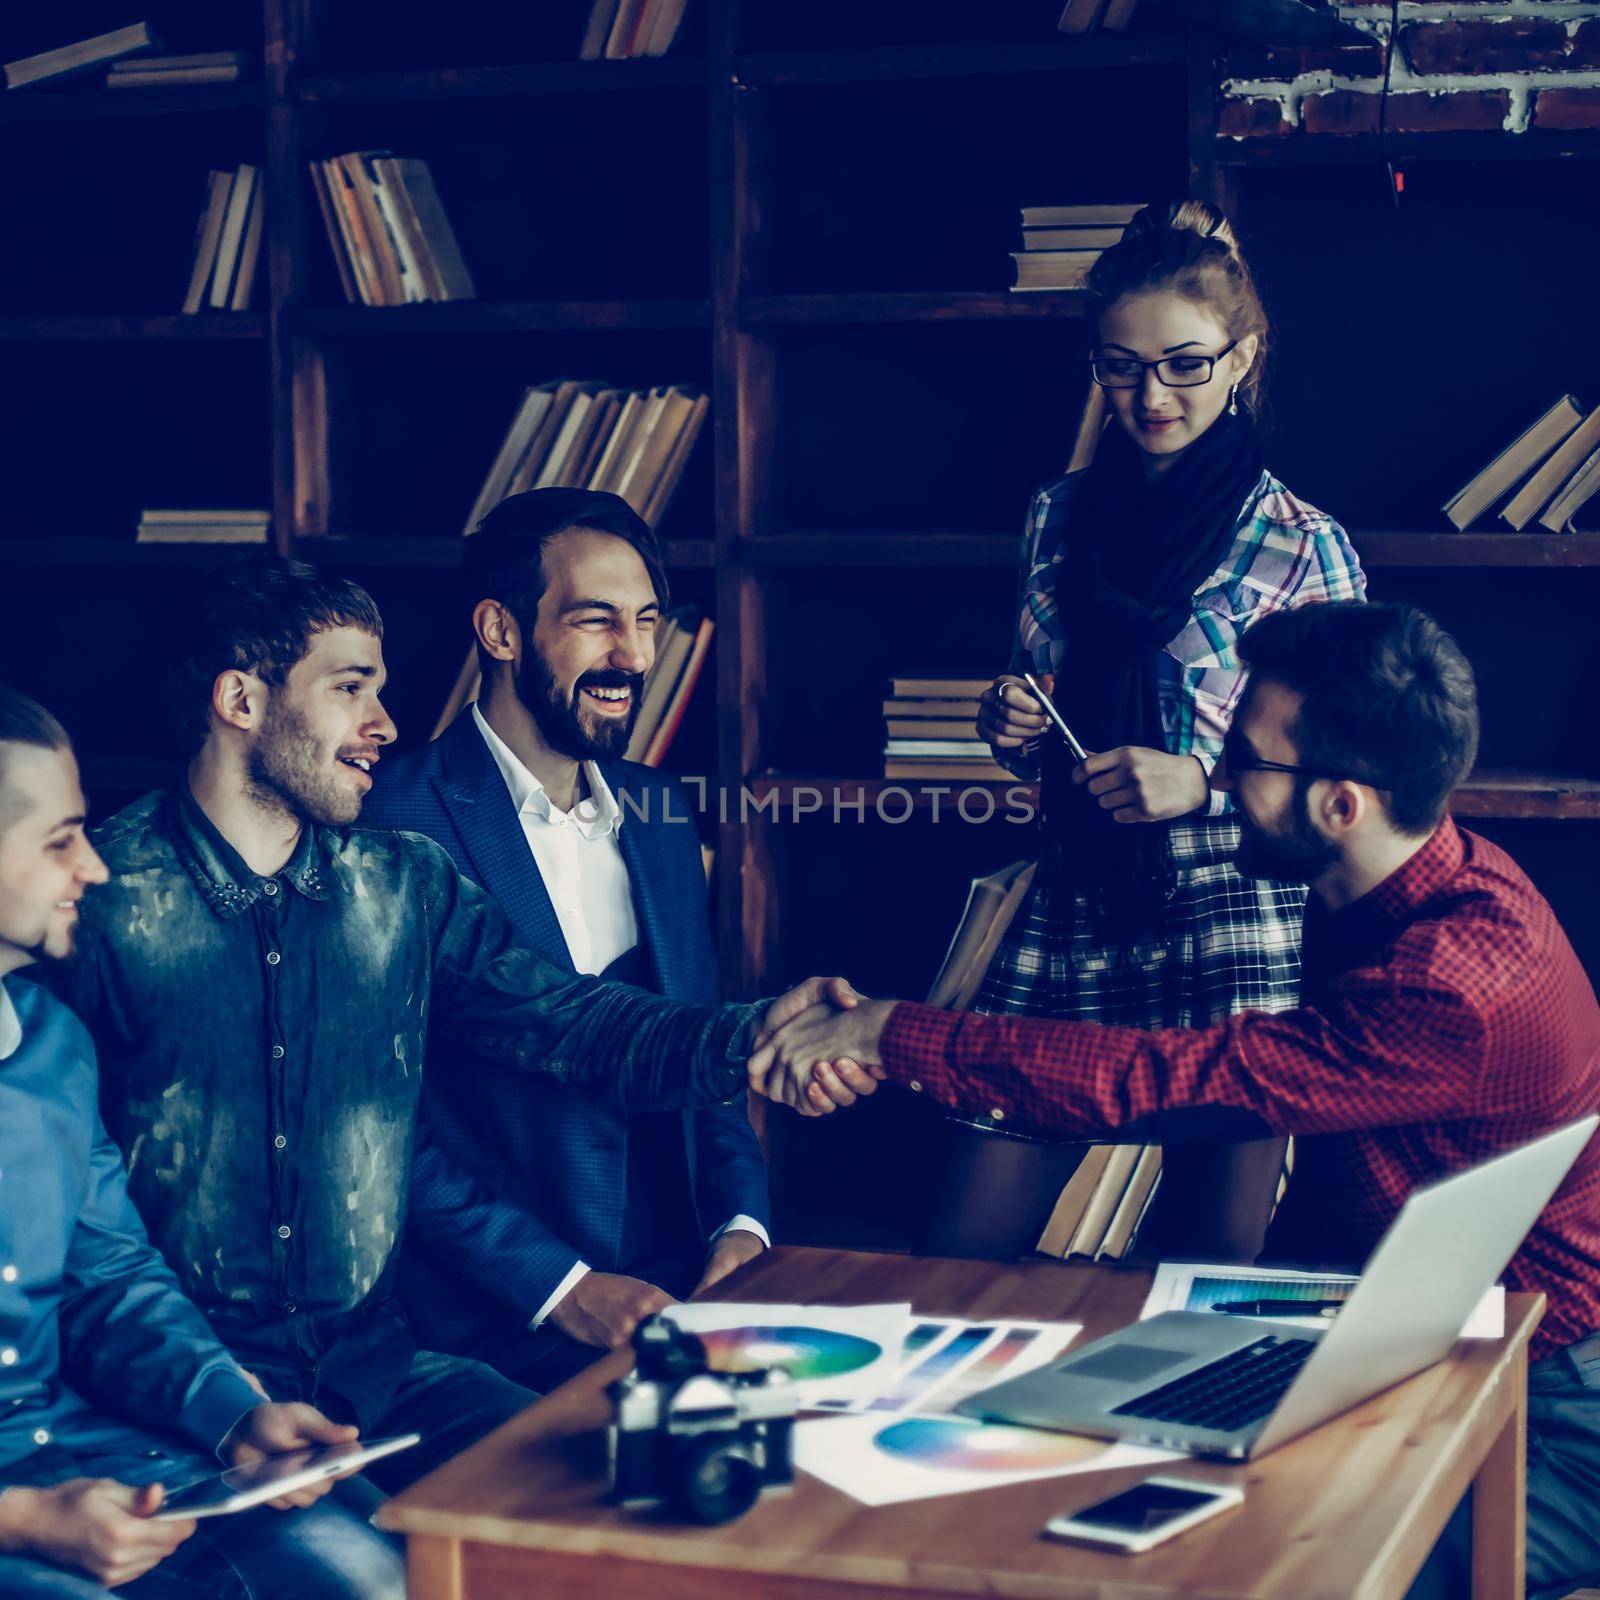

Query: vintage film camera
[[608, 1314, 797, 1525]]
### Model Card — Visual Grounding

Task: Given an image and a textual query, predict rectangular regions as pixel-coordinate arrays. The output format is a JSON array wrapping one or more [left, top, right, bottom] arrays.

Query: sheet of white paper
[[794, 1413, 1180, 1506], [663, 1302, 911, 1407], [1140, 1262, 1505, 1338]]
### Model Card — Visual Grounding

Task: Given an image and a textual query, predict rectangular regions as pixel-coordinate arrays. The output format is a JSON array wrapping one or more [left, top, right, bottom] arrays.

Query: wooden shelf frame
[[1217, 130, 1600, 170], [0, 83, 265, 126], [751, 773, 1600, 823], [0, 313, 266, 343], [294, 299, 711, 336], [734, 34, 1187, 88]]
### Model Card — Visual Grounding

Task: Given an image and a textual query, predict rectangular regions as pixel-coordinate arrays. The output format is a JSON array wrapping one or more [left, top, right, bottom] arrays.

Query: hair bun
[[1125, 199, 1238, 253]]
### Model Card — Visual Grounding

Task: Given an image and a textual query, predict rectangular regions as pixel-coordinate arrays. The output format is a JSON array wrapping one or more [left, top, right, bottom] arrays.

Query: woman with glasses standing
[[938, 200, 1366, 1260]]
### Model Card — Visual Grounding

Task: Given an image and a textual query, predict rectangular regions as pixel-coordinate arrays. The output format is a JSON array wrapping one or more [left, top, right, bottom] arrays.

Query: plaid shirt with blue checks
[[1007, 468, 1368, 816]]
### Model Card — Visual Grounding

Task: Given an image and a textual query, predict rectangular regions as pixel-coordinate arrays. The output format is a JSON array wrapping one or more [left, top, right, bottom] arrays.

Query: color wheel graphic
[[696, 1325, 884, 1380], [874, 1416, 1107, 1473]]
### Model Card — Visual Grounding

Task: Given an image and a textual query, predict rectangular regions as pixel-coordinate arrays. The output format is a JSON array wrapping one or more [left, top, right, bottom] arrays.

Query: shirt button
[[284, 1303, 297, 1315], [262, 882, 279, 897], [270, 1046, 285, 1060], [908, 1081, 923, 1093], [274, 1135, 287, 1150], [265, 951, 281, 966], [0, 1349, 15, 1365], [989, 1108, 1006, 1123], [31, 1428, 49, 1446], [0, 1266, 15, 1283], [276, 1224, 292, 1240]]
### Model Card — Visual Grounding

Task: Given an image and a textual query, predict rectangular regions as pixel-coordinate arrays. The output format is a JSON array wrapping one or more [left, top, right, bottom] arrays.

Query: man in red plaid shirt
[[752, 601, 1600, 1600]]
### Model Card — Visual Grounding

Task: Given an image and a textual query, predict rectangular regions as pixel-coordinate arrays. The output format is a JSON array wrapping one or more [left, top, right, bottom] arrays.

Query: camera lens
[[672, 1437, 762, 1525]]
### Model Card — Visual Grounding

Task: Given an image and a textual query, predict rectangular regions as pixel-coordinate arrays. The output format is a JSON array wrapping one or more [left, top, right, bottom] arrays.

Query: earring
[[1228, 382, 1240, 417]]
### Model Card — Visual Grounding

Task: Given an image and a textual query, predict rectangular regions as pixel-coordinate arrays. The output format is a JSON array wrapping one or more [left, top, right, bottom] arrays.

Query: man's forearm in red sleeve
[[877, 985, 1486, 1142]]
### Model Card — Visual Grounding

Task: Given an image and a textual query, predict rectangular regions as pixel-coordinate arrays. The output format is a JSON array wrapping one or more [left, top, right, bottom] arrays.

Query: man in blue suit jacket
[[366, 489, 770, 1391]]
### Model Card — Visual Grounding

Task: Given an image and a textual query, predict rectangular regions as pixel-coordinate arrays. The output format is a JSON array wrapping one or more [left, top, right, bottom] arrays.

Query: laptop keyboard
[[1109, 1335, 1318, 1433]]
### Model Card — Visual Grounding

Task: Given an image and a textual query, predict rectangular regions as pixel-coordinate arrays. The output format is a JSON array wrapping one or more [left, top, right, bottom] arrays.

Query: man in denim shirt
[[46, 557, 831, 1495], [0, 686, 402, 1598]]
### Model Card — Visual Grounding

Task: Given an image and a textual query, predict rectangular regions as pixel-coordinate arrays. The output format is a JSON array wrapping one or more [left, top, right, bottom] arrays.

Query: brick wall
[[1217, 3, 1600, 139]]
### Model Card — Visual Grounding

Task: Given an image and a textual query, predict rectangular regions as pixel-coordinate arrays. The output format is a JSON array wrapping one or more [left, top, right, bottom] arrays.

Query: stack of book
[[182, 166, 265, 314], [3, 22, 157, 89], [1010, 203, 1139, 294], [466, 380, 709, 532], [1444, 395, 1600, 533], [1036, 1144, 1163, 1261], [580, 0, 691, 59], [1058, 0, 1141, 38], [137, 509, 270, 545], [625, 607, 715, 767], [310, 154, 476, 307], [109, 50, 249, 87], [883, 678, 1009, 781]]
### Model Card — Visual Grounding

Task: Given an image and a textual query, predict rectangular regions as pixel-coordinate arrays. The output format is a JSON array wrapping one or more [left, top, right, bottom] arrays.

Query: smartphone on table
[[1043, 1476, 1243, 1555]]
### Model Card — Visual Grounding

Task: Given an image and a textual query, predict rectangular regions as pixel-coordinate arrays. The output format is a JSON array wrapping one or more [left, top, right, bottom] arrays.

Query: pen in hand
[[1022, 672, 1088, 763], [1213, 1297, 1343, 1319]]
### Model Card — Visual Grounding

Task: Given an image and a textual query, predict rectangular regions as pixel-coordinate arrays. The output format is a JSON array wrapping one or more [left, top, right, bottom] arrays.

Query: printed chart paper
[[813, 1316, 1081, 1417], [794, 1414, 1179, 1506], [1140, 1262, 1505, 1338], [663, 1302, 911, 1406]]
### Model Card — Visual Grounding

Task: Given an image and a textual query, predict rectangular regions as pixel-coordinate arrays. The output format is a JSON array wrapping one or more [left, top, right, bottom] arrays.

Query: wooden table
[[379, 1247, 1542, 1600]]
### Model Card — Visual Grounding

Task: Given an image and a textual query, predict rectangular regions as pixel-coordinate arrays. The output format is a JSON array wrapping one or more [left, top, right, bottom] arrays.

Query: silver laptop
[[956, 1116, 1597, 1460]]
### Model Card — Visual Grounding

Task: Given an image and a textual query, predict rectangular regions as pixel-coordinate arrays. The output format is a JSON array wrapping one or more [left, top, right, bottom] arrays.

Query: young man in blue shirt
[[0, 686, 402, 1599]]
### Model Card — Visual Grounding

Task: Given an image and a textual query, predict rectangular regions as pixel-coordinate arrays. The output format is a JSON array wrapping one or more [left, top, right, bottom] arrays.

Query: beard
[[248, 696, 364, 828], [1234, 780, 1339, 884], [517, 648, 644, 764]]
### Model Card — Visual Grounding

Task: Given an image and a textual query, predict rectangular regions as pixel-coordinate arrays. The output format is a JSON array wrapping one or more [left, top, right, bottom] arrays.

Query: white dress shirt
[[470, 707, 767, 1327], [0, 980, 19, 1061]]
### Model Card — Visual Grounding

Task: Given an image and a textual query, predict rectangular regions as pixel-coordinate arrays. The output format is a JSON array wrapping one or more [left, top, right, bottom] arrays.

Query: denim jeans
[[0, 1496, 402, 1599], [1407, 1337, 1600, 1599]]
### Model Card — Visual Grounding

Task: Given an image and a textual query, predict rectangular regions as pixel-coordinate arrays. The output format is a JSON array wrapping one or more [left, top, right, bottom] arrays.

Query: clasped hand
[[751, 977, 890, 1117], [1074, 746, 1210, 823]]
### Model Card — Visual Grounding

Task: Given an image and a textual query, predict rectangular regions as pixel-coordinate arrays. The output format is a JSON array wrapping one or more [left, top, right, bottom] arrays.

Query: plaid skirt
[[973, 816, 1306, 1028]]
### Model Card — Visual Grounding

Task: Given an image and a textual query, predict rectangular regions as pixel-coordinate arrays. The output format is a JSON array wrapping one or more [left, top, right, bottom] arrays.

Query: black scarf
[[1041, 407, 1264, 940]]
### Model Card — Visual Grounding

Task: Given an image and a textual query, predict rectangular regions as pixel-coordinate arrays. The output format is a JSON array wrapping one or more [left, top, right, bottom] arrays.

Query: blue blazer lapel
[[608, 765, 675, 994], [434, 714, 571, 966]]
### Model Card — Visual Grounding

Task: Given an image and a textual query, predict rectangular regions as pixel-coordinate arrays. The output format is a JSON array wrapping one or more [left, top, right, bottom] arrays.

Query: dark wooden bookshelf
[[741, 291, 1090, 326], [1357, 532, 1600, 569], [295, 299, 711, 336], [752, 773, 1600, 823], [1216, 130, 1600, 169], [292, 58, 708, 105], [734, 34, 1186, 87], [0, 312, 265, 342], [0, 83, 266, 126], [292, 536, 715, 570]]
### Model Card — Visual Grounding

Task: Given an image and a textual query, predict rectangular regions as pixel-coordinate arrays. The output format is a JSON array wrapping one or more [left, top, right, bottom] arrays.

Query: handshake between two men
[[753, 977, 889, 1116]]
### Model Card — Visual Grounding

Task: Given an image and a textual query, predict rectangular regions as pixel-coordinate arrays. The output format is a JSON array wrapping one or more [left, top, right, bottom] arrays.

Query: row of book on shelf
[[467, 379, 708, 533], [136, 509, 269, 545], [1445, 394, 1600, 533], [2, 23, 247, 90], [183, 167, 265, 314], [1010, 202, 1139, 294], [925, 858, 1160, 1261], [311, 154, 476, 307], [883, 678, 1008, 781], [581, 0, 691, 59]]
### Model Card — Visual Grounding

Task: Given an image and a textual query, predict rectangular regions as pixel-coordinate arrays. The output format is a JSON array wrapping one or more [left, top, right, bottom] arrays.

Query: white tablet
[[149, 1434, 421, 1521]]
